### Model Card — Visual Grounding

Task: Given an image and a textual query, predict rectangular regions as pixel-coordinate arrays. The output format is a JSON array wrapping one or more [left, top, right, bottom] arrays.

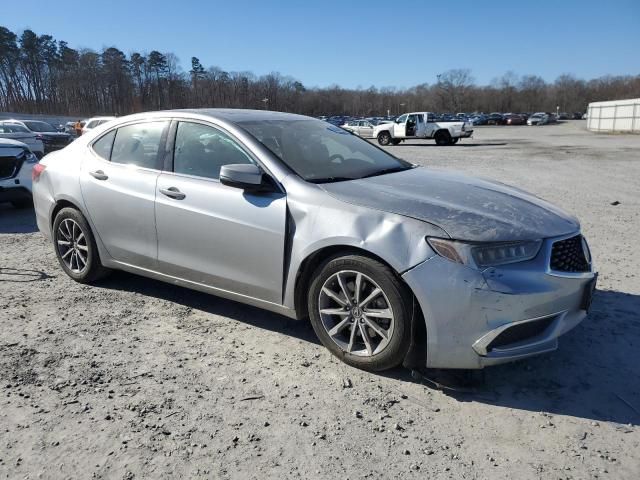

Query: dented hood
[[320, 167, 580, 242]]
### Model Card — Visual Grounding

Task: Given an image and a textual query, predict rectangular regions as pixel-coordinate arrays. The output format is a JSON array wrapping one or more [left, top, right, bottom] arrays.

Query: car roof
[[168, 108, 311, 123]]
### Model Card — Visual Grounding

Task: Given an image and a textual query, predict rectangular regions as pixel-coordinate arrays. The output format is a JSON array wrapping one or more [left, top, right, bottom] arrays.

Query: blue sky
[[5, 0, 639, 89]]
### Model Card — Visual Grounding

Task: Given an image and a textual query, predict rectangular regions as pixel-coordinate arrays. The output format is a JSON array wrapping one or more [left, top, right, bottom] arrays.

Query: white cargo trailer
[[587, 98, 640, 133]]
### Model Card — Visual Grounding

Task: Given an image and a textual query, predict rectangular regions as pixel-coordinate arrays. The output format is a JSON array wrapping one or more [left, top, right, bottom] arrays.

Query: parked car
[[4, 119, 72, 153], [486, 113, 506, 125], [557, 112, 569, 120], [527, 113, 550, 126], [0, 121, 45, 158], [373, 112, 473, 146], [32, 109, 596, 372], [572, 112, 584, 120], [82, 116, 116, 135], [341, 119, 376, 138], [0, 138, 39, 208], [504, 114, 526, 125], [469, 114, 488, 126]]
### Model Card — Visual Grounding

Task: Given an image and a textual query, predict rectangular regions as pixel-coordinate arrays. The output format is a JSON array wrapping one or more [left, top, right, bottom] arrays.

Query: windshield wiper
[[308, 176, 356, 184], [360, 166, 413, 179]]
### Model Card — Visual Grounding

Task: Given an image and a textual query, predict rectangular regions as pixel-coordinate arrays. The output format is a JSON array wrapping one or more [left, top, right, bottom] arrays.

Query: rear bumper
[[402, 237, 596, 369]]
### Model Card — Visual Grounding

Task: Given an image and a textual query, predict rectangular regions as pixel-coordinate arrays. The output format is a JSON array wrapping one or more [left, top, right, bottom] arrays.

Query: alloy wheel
[[56, 218, 88, 274], [318, 270, 395, 357]]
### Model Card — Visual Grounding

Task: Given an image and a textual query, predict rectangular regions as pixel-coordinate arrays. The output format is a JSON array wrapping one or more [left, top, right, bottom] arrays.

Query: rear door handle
[[159, 187, 186, 200], [89, 170, 108, 180]]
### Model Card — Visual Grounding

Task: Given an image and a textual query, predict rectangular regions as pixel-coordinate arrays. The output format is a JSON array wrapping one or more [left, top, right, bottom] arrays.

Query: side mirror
[[220, 164, 271, 192]]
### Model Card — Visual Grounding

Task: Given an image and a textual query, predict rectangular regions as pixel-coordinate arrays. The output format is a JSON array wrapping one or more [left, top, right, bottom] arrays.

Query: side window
[[92, 130, 116, 160], [173, 122, 254, 180], [396, 114, 407, 123], [111, 121, 168, 169]]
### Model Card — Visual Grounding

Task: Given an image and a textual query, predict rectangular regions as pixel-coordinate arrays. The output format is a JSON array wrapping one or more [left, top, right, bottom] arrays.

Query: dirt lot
[[1, 121, 639, 479]]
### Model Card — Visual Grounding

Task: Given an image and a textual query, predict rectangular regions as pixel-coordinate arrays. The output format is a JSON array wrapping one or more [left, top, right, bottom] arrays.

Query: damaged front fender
[[280, 175, 446, 312]]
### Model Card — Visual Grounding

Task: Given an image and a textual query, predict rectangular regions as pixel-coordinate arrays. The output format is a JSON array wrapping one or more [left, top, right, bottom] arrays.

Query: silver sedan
[[32, 109, 597, 371], [341, 119, 376, 138]]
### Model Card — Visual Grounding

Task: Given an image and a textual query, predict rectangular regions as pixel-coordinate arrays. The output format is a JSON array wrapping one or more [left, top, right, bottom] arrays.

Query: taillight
[[32, 163, 46, 181]]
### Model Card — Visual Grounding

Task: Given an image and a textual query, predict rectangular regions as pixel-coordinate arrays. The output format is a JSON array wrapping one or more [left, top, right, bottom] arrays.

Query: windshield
[[238, 119, 412, 183], [24, 120, 57, 132], [0, 123, 30, 133]]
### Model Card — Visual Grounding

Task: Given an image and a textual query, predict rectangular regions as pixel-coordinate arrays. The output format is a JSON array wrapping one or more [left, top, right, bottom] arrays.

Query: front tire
[[52, 207, 110, 283], [377, 131, 392, 146], [308, 255, 412, 372]]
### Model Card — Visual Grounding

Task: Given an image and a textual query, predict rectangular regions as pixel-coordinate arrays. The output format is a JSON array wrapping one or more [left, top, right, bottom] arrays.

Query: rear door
[[80, 120, 169, 268], [359, 121, 374, 138], [154, 120, 287, 304]]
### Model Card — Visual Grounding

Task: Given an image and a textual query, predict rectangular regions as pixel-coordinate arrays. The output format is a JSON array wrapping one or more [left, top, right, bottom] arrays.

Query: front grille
[[550, 235, 590, 273], [487, 316, 556, 351], [0, 155, 21, 180]]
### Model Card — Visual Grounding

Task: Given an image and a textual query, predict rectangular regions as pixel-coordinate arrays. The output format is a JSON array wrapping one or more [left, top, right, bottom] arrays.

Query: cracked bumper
[[401, 244, 596, 369]]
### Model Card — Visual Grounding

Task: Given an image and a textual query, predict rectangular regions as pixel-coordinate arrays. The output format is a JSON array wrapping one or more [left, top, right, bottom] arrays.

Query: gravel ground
[[1, 121, 639, 479]]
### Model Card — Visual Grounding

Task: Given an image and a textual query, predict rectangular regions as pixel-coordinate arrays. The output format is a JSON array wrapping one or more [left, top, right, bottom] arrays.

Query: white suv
[[0, 139, 39, 208]]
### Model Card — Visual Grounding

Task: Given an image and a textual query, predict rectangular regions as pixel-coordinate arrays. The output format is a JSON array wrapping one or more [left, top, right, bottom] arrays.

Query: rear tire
[[308, 254, 412, 372], [52, 207, 110, 283], [451, 138, 459, 144], [434, 130, 452, 146], [377, 131, 392, 146], [390, 139, 401, 145]]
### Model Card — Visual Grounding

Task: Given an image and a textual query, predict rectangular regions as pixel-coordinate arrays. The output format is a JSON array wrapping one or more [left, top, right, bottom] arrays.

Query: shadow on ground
[[99, 271, 320, 346], [98, 270, 640, 426], [0, 204, 38, 233]]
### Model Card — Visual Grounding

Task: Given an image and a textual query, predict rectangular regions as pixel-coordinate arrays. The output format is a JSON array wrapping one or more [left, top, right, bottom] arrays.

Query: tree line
[[1, 25, 639, 118]]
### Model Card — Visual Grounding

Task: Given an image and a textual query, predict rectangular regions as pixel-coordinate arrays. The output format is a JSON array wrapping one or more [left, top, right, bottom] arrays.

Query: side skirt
[[109, 260, 299, 320]]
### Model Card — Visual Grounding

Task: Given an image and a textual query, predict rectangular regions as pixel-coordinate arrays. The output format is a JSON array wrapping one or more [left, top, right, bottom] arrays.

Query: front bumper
[[1, 163, 33, 203], [402, 235, 596, 369], [460, 130, 474, 138]]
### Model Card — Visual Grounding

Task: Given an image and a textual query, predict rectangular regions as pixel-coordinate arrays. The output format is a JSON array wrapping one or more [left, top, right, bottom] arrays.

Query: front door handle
[[159, 187, 186, 200], [89, 170, 108, 180]]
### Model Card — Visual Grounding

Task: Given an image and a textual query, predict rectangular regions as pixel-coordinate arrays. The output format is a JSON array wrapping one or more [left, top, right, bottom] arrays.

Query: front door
[[155, 121, 287, 304], [80, 120, 169, 268], [393, 114, 408, 138]]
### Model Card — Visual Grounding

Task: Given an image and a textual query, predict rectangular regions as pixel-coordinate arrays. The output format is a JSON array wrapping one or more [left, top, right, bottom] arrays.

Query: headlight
[[24, 151, 38, 164], [427, 237, 542, 269]]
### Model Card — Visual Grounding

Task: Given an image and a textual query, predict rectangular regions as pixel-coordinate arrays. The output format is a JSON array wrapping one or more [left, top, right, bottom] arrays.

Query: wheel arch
[[292, 245, 427, 369], [50, 198, 83, 229], [50, 196, 112, 266]]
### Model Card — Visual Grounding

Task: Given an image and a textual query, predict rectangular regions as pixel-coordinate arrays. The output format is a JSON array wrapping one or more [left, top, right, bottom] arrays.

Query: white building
[[587, 98, 640, 133]]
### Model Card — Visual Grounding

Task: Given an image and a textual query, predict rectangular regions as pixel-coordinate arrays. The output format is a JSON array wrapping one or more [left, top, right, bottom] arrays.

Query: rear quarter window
[[92, 130, 116, 160]]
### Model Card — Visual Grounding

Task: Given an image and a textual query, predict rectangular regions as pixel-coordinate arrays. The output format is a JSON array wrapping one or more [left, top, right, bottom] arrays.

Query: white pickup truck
[[373, 112, 473, 146]]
